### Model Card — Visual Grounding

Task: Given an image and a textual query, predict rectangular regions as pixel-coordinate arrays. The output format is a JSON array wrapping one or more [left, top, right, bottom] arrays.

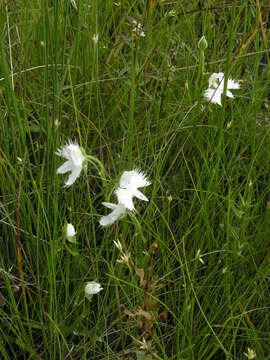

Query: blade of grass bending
[[0, 41, 26, 152]]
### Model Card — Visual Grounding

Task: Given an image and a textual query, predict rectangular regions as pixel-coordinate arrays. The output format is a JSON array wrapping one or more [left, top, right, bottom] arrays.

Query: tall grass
[[0, 0, 270, 359]]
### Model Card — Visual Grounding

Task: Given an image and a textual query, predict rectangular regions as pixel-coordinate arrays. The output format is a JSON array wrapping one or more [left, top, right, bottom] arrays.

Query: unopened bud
[[198, 36, 208, 51]]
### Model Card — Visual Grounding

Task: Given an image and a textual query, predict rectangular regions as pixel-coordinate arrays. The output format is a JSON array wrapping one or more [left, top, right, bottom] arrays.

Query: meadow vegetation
[[0, 1, 270, 359]]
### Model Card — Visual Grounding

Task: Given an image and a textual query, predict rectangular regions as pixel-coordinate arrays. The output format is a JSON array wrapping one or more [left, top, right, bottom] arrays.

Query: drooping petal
[[102, 202, 118, 210], [99, 203, 127, 226], [129, 188, 149, 202], [56, 160, 72, 174], [225, 89, 234, 98], [64, 165, 82, 187]]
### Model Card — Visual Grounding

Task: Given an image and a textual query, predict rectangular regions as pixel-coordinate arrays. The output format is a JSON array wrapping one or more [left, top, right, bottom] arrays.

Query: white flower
[[116, 169, 150, 210], [113, 239, 123, 252], [132, 21, 145, 37], [244, 348, 256, 359], [168, 10, 176, 16], [99, 202, 127, 227], [85, 281, 103, 297], [120, 169, 151, 189], [92, 33, 99, 44], [204, 72, 240, 106], [99, 169, 150, 226], [113, 239, 130, 265], [116, 253, 130, 264], [65, 223, 76, 243], [196, 249, 204, 264], [55, 140, 85, 186], [70, 0, 77, 10]]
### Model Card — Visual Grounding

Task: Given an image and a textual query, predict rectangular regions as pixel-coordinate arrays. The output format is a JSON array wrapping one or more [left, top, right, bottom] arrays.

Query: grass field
[[0, 1, 270, 359]]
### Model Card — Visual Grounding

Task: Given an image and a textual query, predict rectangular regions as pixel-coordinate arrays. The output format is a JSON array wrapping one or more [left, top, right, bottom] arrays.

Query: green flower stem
[[126, 36, 136, 166], [196, 36, 207, 88], [200, 49, 205, 76], [196, 49, 205, 90], [85, 155, 106, 188]]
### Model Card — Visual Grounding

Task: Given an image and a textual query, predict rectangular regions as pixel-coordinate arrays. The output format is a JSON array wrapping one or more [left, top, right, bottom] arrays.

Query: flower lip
[[99, 202, 127, 227]]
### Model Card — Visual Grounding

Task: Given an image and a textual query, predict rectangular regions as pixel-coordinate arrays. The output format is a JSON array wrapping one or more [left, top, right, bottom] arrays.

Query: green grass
[[0, 0, 270, 359]]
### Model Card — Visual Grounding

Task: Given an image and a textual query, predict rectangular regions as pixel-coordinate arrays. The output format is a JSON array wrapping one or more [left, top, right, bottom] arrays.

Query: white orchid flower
[[99, 169, 150, 227], [117, 169, 151, 209], [55, 140, 86, 186], [204, 72, 240, 106], [85, 282, 103, 298]]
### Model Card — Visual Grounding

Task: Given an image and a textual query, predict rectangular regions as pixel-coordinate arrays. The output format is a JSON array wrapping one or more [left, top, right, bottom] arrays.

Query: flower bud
[[64, 222, 76, 243], [198, 36, 208, 51]]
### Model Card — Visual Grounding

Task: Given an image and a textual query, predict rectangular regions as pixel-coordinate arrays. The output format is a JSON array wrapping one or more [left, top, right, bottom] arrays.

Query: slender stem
[[126, 36, 136, 166], [85, 155, 106, 188]]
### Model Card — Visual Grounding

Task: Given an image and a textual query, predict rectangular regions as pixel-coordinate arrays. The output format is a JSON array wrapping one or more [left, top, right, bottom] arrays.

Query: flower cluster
[[99, 169, 151, 227], [113, 239, 130, 265], [132, 20, 145, 37], [54, 35, 243, 306], [56, 141, 151, 227], [56, 140, 151, 295]]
